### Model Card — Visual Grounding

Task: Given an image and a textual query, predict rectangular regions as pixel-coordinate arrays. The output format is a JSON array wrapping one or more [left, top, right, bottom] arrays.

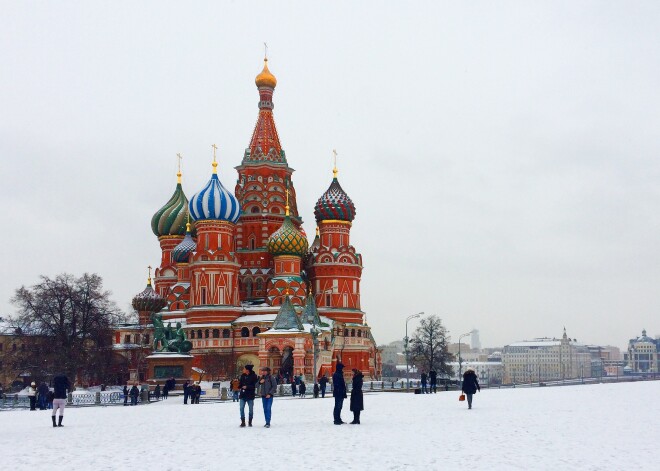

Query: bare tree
[[201, 352, 234, 380], [7, 273, 125, 383], [409, 315, 453, 375]]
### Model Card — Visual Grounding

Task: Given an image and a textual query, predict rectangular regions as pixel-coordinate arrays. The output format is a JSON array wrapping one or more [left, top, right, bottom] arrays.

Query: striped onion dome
[[314, 177, 356, 223], [131, 280, 167, 313], [151, 182, 189, 237], [268, 214, 309, 257], [189, 173, 241, 223], [171, 223, 196, 263]]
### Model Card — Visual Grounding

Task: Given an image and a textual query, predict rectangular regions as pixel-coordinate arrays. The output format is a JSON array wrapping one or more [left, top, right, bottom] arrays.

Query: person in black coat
[[129, 384, 140, 406], [38, 382, 49, 410], [299, 381, 306, 398], [51, 373, 70, 427], [319, 374, 328, 398], [332, 363, 347, 425], [154, 384, 161, 401], [238, 365, 259, 427], [183, 381, 190, 404], [420, 371, 428, 394], [429, 370, 438, 394], [461, 369, 480, 409], [123, 384, 129, 406], [349, 368, 364, 424], [291, 378, 297, 397]]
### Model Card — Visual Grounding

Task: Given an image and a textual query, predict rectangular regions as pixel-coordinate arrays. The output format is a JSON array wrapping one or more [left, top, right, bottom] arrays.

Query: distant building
[[471, 329, 481, 350], [626, 329, 658, 373], [449, 361, 503, 385], [501, 328, 591, 384]]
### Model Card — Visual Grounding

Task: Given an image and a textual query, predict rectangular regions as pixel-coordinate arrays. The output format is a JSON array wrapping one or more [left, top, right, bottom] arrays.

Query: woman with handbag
[[461, 369, 480, 409]]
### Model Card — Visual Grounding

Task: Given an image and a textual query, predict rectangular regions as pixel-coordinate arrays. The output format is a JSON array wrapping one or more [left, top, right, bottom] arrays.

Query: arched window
[[213, 329, 220, 338], [246, 279, 253, 298], [190, 330, 195, 339], [205, 329, 210, 338], [252, 327, 261, 336], [344, 329, 348, 337], [251, 206, 260, 214], [241, 327, 250, 338], [256, 279, 264, 291], [357, 330, 362, 338], [351, 329, 355, 337], [223, 329, 231, 338], [197, 330, 202, 339]]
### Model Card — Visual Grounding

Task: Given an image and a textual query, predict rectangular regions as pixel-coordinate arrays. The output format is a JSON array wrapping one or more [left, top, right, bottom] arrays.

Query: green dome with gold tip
[[151, 172, 189, 237], [267, 214, 309, 257]]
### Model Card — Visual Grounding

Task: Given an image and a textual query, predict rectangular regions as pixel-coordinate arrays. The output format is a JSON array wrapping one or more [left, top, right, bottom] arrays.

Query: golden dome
[[255, 58, 277, 88]]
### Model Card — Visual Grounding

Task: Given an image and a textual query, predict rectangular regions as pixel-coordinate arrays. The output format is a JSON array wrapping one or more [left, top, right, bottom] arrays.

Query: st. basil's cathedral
[[114, 57, 382, 382]]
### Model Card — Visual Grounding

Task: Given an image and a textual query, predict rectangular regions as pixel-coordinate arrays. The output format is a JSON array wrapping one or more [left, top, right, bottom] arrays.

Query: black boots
[[240, 417, 253, 427], [240, 418, 246, 427], [51, 416, 57, 428], [350, 412, 361, 424], [58, 416, 63, 427], [248, 416, 253, 427]]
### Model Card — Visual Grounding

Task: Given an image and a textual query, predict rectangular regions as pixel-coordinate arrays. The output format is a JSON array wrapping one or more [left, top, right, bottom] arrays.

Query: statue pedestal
[[146, 353, 194, 385]]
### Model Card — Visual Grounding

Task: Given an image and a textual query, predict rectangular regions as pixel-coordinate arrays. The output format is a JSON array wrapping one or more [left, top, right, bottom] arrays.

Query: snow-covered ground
[[1, 381, 658, 470]]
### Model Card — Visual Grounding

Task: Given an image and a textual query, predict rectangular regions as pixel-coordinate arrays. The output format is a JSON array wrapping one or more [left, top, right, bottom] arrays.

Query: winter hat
[[245, 364, 254, 372], [31, 382, 36, 386]]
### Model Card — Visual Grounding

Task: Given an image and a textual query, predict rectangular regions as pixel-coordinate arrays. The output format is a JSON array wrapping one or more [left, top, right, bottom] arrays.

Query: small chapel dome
[[255, 58, 277, 89], [131, 279, 167, 313], [171, 223, 196, 263], [267, 214, 309, 258]]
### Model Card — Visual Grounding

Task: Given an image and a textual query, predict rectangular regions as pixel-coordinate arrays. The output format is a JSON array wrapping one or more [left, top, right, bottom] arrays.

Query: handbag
[[459, 394, 466, 401]]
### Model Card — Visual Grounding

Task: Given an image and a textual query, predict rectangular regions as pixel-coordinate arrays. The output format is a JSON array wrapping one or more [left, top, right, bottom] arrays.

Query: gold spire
[[285, 188, 290, 216], [186, 213, 191, 233], [315, 226, 319, 236], [147, 265, 152, 286], [176, 153, 183, 184], [211, 144, 218, 174], [332, 149, 338, 178]]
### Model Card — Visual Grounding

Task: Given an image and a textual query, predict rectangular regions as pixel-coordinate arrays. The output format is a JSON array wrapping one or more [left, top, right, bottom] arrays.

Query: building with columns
[[112, 57, 380, 383]]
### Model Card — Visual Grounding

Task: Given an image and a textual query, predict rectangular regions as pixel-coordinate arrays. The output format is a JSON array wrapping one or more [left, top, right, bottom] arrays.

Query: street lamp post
[[458, 331, 474, 383], [405, 312, 424, 392], [311, 325, 320, 395]]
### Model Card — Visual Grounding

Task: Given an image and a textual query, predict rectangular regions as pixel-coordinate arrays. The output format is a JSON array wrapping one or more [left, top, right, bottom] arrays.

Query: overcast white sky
[[1, 1, 659, 350]]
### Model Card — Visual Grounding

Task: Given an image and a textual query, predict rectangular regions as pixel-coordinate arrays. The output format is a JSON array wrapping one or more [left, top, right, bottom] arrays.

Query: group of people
[[122, 383, 141, 405], [182, 381, 202, 404], [419, 370, 439, 394], [27, 381, 55, 410]]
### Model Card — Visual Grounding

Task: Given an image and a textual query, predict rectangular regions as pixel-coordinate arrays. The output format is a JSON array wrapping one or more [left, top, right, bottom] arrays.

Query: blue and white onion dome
[[172, 222, 197, 263], [188, 160, 241, 223]]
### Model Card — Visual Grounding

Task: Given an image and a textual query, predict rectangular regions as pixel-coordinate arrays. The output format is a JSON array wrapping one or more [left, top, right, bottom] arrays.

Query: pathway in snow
[[1, 381, 657, 470]]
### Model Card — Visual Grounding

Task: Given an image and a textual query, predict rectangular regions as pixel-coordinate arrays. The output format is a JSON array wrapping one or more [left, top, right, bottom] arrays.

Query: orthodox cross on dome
[[264, 42, 268, 60], [176, 153, 183, 183], [285, 188, 290, 216], [211, 144, 218, 173], [147, 265, 152, 285], [332, 149, 338, 178]]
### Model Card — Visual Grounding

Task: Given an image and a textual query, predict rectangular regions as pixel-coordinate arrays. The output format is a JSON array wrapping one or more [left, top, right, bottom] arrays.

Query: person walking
[[420, 371, 428, 394], [51, 372, 70, 427], [332, 363, 347, 425], [299, 381, 307, 398], [349, 368, 364, 424], [123, 384, 129, 406], [258, 366, 277, 428], [239, 364, 258, 427], [38, 382, 49, 410], [231, 377, 240, 402], [129, 383, 140, 406], [192, 382, 201, 404], [183, 380, 190, 404], [319, 374, 328, 398], [27, 382, 37, 411], [154, 384, 161, 401], [429, 369, 437, 394], [313, 383, 320, 398], [46, 390, 54, 409], [162, 382, 169, 400], [461, 368, 480, 410]]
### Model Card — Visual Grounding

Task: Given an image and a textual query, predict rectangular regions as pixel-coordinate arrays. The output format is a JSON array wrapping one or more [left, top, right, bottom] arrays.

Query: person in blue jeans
[[239, 365, 258, 427], [259, 366, 277, 428]]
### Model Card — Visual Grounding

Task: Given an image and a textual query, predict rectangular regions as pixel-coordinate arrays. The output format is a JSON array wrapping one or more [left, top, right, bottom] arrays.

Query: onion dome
[[255, 58, 277, 89], [171, 223, 196, 263], [189, 156, 241, 223], [271, 295, 303, 331], [314, 171, 356, 223], [132, 278, 167, 313], [268, 192, 309, 259], [151, 172, 189, 237]]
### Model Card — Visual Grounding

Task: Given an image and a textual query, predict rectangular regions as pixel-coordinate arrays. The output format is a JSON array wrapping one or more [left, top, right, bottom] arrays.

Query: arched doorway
[[280, 346, 294, 381]]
